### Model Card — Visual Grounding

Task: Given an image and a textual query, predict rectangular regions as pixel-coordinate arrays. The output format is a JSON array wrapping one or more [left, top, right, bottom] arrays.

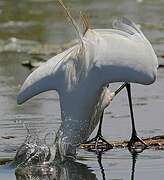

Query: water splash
[[14, 122, 56, 167]]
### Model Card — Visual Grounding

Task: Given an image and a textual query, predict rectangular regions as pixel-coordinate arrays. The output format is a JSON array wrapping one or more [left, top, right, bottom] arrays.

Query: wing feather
[[17, 45, 77, 104]]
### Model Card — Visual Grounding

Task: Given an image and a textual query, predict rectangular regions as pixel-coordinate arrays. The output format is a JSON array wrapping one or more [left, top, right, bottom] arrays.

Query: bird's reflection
[[130, 152, 138, 180], [15, 159, 98, 180], [97, 150, 106, 180], [15, 149, 141, 180], [95, 149, 140, 180]]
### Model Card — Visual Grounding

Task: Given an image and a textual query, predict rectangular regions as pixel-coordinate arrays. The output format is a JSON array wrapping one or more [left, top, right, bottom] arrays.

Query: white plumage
[[17, 17, 158, 159]]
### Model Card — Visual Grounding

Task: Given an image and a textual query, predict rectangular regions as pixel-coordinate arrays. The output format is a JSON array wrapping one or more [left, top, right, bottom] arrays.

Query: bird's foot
[[127, 134, 149, 153], [84, 135, 113, 152]]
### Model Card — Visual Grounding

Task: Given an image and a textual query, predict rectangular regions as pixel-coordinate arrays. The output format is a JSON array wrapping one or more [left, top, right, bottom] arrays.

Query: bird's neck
[[57, 82, 109, 145]]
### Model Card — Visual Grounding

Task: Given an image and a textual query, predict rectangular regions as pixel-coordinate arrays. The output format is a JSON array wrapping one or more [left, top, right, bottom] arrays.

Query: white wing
[[17, 45, 78, 104]]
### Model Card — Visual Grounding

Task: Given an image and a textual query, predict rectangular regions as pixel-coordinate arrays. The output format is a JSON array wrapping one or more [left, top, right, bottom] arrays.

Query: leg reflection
[[97, 150, 106, 180], [130, 152, 138, 180]]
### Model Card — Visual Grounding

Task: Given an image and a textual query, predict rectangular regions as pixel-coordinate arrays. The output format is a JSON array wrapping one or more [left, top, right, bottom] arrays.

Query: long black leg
[[84, 110, 113, 150], [126, 83, 148, 152], [115, 82, 127, 95], [84, 83, 127, 151]]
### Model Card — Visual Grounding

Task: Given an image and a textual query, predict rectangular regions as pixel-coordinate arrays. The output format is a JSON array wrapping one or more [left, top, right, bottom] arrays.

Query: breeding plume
[[17, 8, 158, 160]]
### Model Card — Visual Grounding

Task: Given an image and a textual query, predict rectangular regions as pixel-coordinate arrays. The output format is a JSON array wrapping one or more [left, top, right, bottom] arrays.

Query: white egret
[[17, 1, 158, 160]]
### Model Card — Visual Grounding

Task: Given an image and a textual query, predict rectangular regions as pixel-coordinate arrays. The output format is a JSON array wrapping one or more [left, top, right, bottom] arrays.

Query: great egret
[[17, 1, 158, 160]]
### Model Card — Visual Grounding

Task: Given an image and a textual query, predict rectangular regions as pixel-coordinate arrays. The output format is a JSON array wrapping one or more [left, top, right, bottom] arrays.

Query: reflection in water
[[97, 151, 106, 180], [15, 160, 98, 180], [14, 150, 140, 180], [96, 150, 139, 180], [130, 152, 138, 180]]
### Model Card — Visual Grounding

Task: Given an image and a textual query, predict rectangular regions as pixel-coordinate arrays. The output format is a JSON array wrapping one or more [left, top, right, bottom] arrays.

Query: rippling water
[[0, 0, 164, 179]]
